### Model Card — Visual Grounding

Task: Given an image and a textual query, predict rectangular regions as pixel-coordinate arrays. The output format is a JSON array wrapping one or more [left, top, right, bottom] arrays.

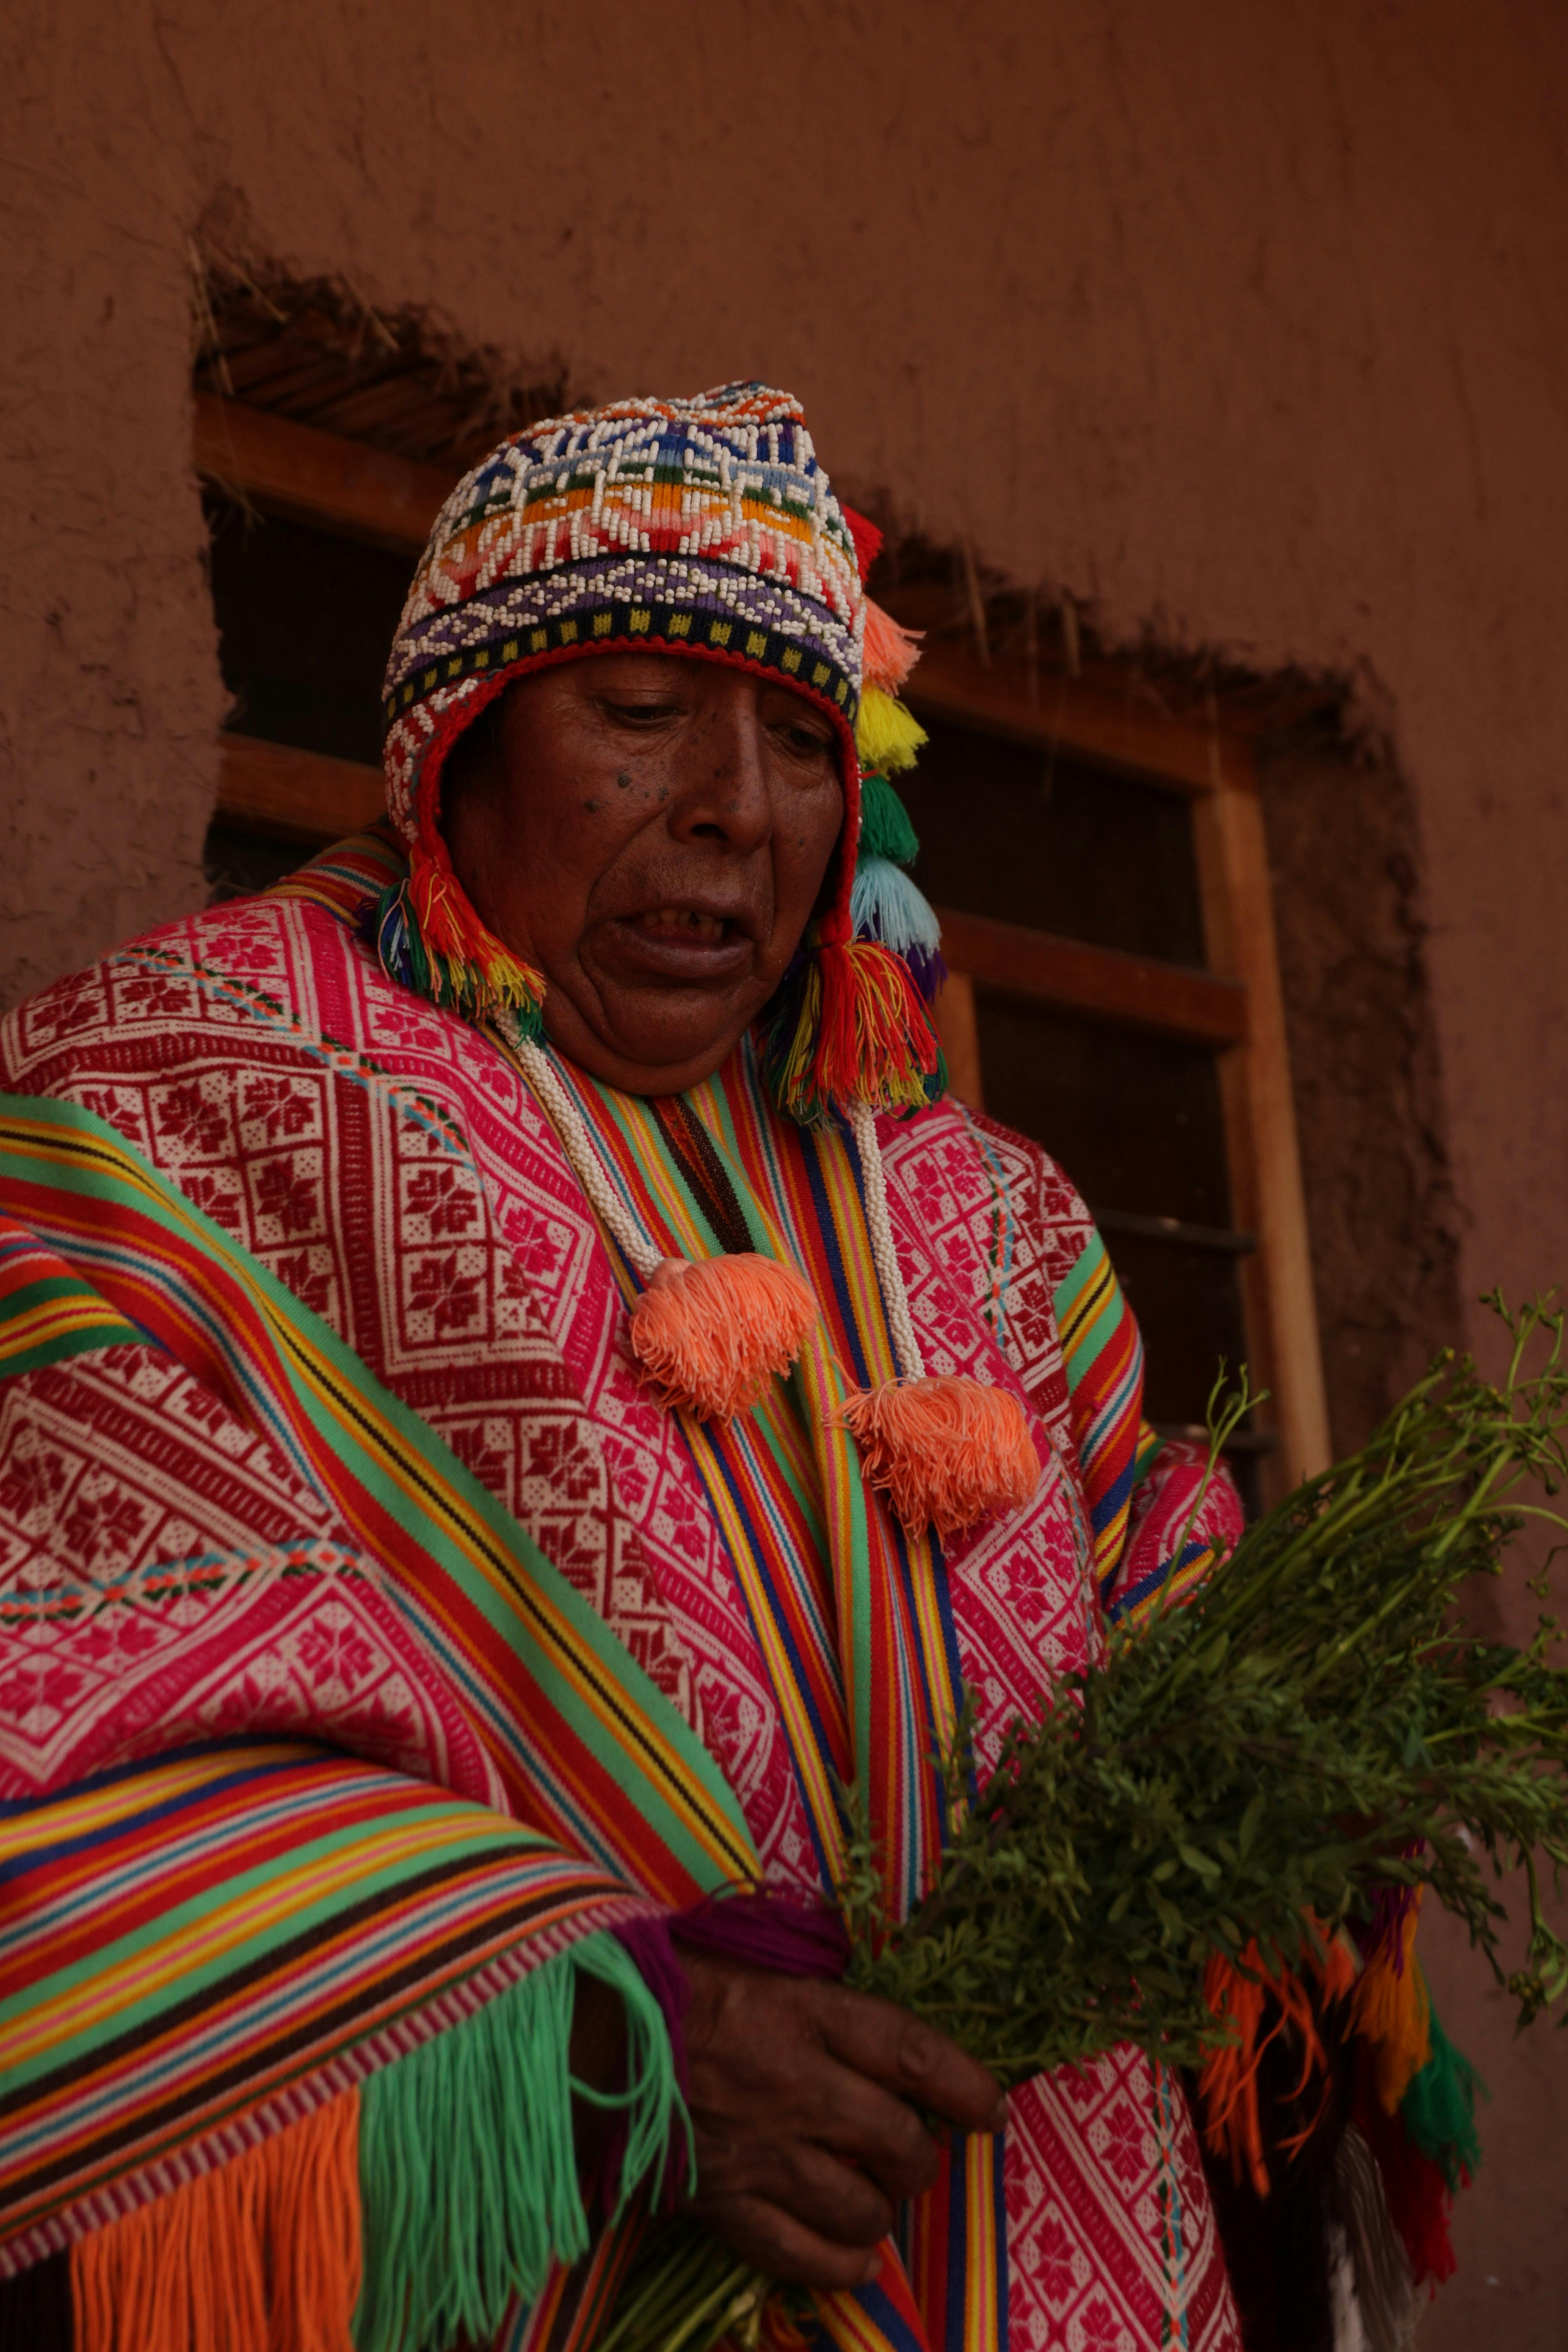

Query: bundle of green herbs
[[600, 1295, 1568, 2351]]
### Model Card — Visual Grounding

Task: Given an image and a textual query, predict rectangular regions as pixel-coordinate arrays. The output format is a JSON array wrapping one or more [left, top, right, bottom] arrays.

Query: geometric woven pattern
[[0, 886, 1240, 2350]]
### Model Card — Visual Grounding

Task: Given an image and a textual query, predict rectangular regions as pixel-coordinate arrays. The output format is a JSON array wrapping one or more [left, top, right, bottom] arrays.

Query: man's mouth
[[637, 907, 730, 942]]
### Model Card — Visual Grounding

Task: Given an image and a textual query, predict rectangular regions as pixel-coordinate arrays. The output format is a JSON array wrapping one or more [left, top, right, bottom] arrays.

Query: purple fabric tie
[[606, 1891, 850, 2213]]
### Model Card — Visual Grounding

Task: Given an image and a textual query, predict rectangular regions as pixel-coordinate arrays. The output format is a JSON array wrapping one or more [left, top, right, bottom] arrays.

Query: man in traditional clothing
[[0, 386, 1243, 2351]]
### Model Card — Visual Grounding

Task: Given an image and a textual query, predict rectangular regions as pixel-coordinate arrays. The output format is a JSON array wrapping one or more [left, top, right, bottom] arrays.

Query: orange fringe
[[1353, 1898, 1432, 2112], [631, 1254, 819, 1421], [72, 2091, 361, 2352], [835, 1376, 1041, 1535], [862, 599, 924, 696], [1198, 1927, 1356, 2197]]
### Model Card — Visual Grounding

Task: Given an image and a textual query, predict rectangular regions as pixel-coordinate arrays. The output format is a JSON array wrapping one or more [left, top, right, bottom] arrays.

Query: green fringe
[[355, 1933, 689, 2352], [857, 772, 920, 868], [1399, 1999, 1486, 2192]]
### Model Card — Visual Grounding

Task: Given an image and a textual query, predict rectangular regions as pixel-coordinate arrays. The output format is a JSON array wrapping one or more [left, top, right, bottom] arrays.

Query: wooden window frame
[[194, 392, 1330, 1503]]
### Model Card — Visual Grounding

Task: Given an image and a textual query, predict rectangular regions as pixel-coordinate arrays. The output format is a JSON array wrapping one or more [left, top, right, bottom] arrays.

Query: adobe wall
[[3, 0, 1566, 2334]]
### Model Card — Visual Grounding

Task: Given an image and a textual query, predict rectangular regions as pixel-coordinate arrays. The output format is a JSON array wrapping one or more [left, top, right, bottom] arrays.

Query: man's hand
[[680, 1949, 1007, 2289]]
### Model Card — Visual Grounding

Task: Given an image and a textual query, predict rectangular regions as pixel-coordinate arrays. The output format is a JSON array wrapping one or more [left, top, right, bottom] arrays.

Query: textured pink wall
[[4, 0, 1567, 2332]]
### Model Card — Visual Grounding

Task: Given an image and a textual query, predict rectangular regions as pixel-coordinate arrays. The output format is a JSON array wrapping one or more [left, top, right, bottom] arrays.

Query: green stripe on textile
[[356, 1933, 688, 2352], [1051, 1224, 1111, 1347], [0, 1271, 141, 1376], [0, 1094, 755, 1896], [0, 1802, 549, 2092]]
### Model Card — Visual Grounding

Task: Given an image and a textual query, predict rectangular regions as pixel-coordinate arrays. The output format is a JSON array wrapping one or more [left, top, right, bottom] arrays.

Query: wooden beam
[[193, 393, 452, 555], [1192, 737, 1331, 1499], [937, 905, 1247, 1047], [902, 637, 1259, 799], [214, 734, 383, 844], [931, 971, 984, 1109]]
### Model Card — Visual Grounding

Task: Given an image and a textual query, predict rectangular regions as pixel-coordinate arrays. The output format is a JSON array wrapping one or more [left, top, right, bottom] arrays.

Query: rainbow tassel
[[855, 686, 928, 775], [763, 939, 941, 1124], [857, 772, 921, 867], [376, 854, 546, 1028]]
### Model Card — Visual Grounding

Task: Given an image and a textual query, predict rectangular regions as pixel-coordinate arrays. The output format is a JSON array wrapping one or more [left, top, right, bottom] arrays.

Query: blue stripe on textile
[[1103, 1535, 1215, 1625], [0, 1749, 336, 1888], [0, 1730, 290, 1821], [942, 2133, 969, 2352], [1085, 1451, 1137, 1543], [699, 1428, 846, 1893], [851, 2279, 932, 2352], [804, 1122, 875, 1392], [887, 1517, 965, 1843], [989, 2125, 1010, 2349]]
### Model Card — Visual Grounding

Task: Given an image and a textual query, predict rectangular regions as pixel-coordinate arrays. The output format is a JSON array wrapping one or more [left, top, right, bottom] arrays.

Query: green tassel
[[858, 772, 920, 867], [354, 1933, 688, 2352], [1398, 2000, 1486, 2192]]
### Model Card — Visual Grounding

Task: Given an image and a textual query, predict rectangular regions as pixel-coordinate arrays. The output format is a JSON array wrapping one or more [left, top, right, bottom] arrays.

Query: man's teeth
[[639, 908, 726, 940]]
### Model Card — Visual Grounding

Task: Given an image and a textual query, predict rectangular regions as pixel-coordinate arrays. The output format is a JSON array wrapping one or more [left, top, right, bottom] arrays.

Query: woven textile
[[0, 842, 1241, 2351], [0, 1740, 645, 2270]]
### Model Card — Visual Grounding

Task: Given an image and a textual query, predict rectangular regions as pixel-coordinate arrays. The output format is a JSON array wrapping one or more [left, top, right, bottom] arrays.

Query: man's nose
[[666, 696, 773, 852]]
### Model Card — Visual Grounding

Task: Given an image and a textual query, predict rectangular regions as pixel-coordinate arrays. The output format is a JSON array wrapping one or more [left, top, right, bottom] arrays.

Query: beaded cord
[[847, 1100, 924, 1384], [501, 1018, 664, 1281]]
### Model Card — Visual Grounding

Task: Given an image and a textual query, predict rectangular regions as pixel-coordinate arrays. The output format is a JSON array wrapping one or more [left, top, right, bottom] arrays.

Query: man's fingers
[[789, 2055, 945, 2203], [694, 2190, 883, 2291], [695, 2083, 916, 2223], [813, 1984, 1009, 2134]]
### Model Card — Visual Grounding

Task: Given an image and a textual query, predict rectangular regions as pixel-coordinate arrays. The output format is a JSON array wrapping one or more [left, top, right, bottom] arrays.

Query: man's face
[[443, 653, 846, 1094]]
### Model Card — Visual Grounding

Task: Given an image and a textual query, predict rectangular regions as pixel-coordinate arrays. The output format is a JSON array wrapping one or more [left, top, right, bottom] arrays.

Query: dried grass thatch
[[190, 243, 570, 472]]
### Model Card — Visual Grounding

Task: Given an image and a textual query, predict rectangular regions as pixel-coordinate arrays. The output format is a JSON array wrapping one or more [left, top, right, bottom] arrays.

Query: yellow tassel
[[834, 1376, 1041, 1536], [72, 2093, 361, 2352], [1354, 1902, 1433, 2112], [631, 1254, 819, 1421], [854, 686, 928, 775]]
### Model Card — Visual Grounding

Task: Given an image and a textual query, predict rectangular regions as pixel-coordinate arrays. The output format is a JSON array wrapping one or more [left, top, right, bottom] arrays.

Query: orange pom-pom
[[631, 1254, 818, 1421], [834, 1376, 1040, 1536], [862, 599, 924, 696]]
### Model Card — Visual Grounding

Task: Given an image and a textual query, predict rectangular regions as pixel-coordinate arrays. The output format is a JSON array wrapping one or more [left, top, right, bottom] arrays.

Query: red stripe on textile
[[2, 1163, 717, 1909]]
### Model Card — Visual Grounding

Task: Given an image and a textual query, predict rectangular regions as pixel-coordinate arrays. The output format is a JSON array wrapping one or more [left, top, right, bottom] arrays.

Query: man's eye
[[604, 699, 680, 725], [779, 724, 834, 759]]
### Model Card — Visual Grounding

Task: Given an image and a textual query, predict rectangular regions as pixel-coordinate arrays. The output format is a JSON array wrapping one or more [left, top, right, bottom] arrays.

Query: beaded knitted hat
[[377, 381, 944, 1123]]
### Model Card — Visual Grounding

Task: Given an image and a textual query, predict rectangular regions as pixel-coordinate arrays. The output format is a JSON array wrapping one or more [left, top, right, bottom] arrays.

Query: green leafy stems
[[844, 1293, 1568, 2079]]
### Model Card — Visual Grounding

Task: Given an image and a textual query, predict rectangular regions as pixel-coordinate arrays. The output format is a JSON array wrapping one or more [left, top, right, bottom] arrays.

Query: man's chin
[[542, 986, 756, 1095]]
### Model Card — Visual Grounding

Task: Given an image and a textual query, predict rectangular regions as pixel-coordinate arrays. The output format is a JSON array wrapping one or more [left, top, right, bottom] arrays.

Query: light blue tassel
[[851, 855, 943, 958]]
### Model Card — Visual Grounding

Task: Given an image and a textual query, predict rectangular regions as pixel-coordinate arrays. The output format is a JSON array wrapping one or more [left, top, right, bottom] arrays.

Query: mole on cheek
[[583, 797, 603, 813], [616, 772, 633, 789]]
